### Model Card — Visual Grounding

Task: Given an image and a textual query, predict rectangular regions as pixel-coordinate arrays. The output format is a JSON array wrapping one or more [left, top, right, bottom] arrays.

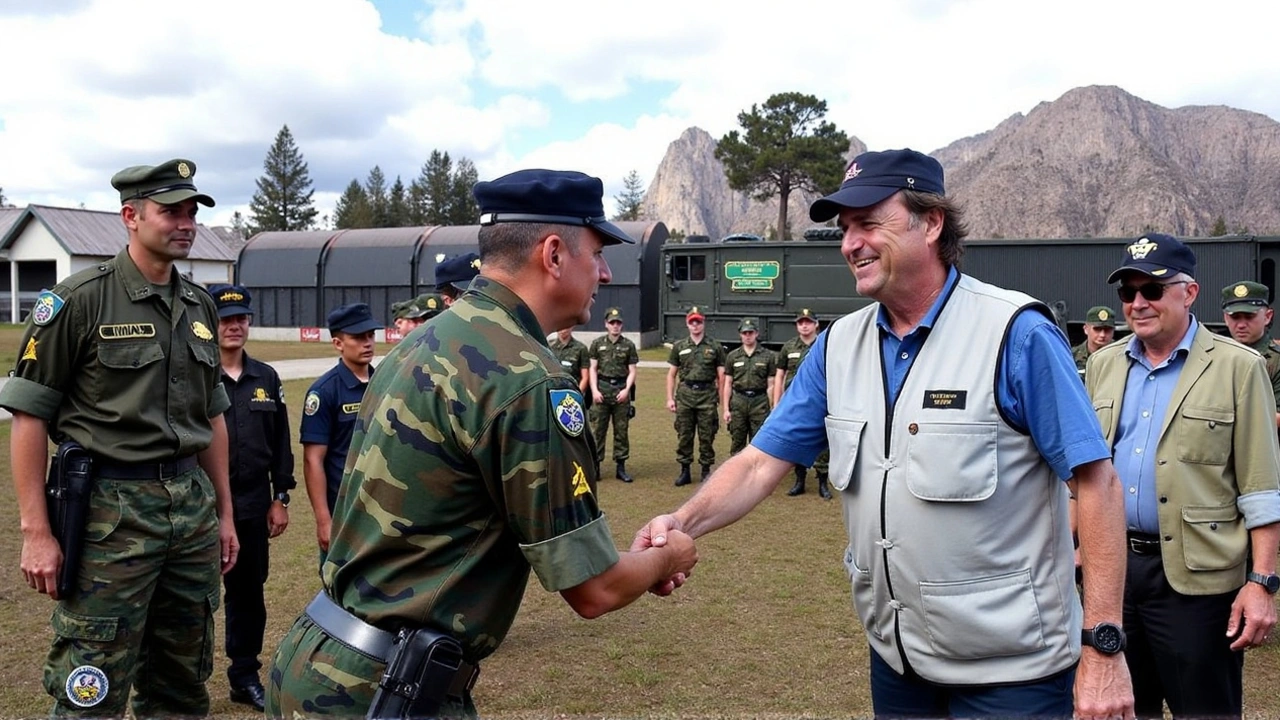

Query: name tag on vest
[[923, 390, 966, 409]]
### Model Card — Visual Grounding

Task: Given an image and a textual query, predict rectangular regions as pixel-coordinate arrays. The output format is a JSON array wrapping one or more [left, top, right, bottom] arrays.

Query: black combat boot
[[817, 472, 832, 500], [616, 461, 633, 483], [786, 467, 807, 496], [700, 464, 712, 483], [674, 464, 692, 487]]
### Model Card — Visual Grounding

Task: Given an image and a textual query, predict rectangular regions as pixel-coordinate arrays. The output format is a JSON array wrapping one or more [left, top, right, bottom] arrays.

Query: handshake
[[629, 513, 698, 597]]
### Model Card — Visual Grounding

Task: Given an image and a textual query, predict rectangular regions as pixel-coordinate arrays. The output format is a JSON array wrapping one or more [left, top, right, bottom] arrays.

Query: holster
[[45, 441, 94, 597], [367, 626, 477, 720]]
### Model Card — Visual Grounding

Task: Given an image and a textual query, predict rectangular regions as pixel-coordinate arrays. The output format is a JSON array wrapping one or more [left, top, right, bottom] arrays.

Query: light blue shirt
[[1113, 316, 1199, 534], [752, 267, 1110, 481]]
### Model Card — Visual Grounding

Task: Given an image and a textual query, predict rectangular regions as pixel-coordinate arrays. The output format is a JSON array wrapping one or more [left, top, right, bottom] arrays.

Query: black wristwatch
[[1247, 571, 1280, 594], [1081, 622, 1126, 655], [274, 491, 290, 508]]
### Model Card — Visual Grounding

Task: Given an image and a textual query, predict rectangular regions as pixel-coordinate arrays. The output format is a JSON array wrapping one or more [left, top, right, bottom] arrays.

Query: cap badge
[[219, 291, 244, 303], [426, 298, 437, 309], [843, 162, 862, 181], [177, 162, 191, 179], [1127, 237, 1157, 260], [1097, 310, 1109, 321], [906, 177, 916, 186], [1234, 284, 1249, 298], [471, 258, 482, 270], [435, 253, 446, 263], [191, 321, 213, 341]]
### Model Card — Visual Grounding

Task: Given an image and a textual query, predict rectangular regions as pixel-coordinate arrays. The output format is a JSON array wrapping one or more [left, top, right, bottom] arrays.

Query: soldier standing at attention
[[722, 318, 776, 456], [774, 308, 830, 498], [210, 283, 295, 713], [1072, 305, 1117, 376], [550, 325, 591, 409], [1222, 280, 1280, 424], [1, 159, 239, 717], [666, 307, 726, 486], [300, 303, 381, 561], [590, 307, 639, 482], [267, 169, 698, 718]]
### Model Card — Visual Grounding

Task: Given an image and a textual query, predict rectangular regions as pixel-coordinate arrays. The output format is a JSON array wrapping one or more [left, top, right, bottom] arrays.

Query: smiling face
[[837, 192, 941, 308], [125, 197, 198, 264], [1118, 272, 1197, 350], [217, 313, 250, 352]]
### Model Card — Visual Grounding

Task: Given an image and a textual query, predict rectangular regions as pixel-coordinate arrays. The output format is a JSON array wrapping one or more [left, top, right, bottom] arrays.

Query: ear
[[541, 232, 566, 278], [1183, 281, 1199, 308], [120, 203, 138, 230], [922, 206, 945, 244]]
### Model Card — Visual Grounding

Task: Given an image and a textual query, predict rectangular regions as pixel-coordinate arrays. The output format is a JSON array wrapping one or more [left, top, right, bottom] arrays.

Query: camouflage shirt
[[548, 335, 590, 379], [1246, 336, 1280, 407], [323, 276, 618, 662], [667, 336, 725, 382], [777, 335, 817, 390], [1071, 341, 1092, 373], [725, 346, 776, 392], [589, 335, 639, 380]]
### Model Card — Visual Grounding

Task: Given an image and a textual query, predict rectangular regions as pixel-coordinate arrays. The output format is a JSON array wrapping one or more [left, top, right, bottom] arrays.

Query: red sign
[[385, 328, 403, 343], [300, 327, 322, 342]]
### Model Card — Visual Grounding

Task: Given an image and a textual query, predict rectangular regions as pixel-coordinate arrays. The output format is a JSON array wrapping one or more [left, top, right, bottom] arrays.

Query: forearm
[[1249, 524, 1279, 575], [562, 546, 687, 619], [302, 449, 331, 521], [666, 369, 677, 403], [676, 446, 787, 538], [1072, 459, 1127, 625], [625, 365, 636, 393], [11, 413, 52, 536], [198, 415, 234, 520]]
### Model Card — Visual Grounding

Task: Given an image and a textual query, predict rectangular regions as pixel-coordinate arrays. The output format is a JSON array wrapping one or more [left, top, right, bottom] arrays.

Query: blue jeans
[[870, 649, 1074, 718]]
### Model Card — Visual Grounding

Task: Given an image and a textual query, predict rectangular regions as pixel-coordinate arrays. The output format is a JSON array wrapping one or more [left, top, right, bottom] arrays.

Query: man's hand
[[632, 514, 686, 596], [666, 398, 677, 412], [220, 520, 240, 575], [592, 391, 604, 404], [21, 530, 63, 599], [722, 409, 732, 424], [1227, 582, 1277, 650], [268, 503, 289, 538], [316, 515, 332, 552], [1074, 649, 1135, 720]]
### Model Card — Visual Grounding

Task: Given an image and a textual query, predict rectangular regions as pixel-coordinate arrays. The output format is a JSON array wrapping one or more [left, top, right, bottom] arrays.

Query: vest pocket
[[918, 569, 1046, 659], [1176, 406, 1234, 465], [904, 422, 998, 501], [1181, 504, 1247, 571], [824, 416, 866, 491], [843, 544, 882, 641]]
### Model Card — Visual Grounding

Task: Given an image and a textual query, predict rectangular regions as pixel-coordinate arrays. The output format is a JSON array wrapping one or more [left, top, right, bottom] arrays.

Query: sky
[[2, 0, 1279, 228]]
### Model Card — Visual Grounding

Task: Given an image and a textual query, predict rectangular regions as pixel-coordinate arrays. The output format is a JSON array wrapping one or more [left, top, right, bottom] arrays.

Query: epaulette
[[58, 259, 115, 294]]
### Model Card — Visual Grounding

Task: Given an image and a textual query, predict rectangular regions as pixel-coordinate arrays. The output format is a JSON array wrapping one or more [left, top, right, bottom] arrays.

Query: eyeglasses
[[1117, 280, 1190, 303]]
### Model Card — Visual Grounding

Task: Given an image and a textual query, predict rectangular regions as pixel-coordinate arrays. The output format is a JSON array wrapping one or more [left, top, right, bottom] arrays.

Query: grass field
[[0, 342, 1277, 717]]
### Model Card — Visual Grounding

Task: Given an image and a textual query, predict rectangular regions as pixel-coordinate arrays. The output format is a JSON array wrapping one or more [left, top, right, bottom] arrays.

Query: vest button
[[908, 423, 918, 435], [1159, 496, 1168, 503]]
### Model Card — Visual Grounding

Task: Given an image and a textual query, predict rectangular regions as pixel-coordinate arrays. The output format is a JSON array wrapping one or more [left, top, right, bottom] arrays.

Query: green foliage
[[449, 157, 479, 225], [612, 170, 646, 221], [715, 92, 849, 241], [411, 150, 454, 225], [365, 166, 389, 228], [247, 125, 319, 233], [333, 179, 372, 229], [1212, 216, 1228, 237], [230, 210, 251, 240], [388, 176, 410, 228]]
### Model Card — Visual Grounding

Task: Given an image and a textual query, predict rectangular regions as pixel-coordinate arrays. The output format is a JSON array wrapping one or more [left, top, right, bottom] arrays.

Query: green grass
[[1, 365, 1278, 717]]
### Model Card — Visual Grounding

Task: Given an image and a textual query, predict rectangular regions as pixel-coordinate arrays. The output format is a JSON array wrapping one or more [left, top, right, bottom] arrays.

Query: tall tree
[[415, 150, 453, 225], [388, 176, 410, 227], [448, 157, 479, 225], [230, 210, 251, 240], [365, 166, 390, 228], [247, 124, 318, 233], [715, 92, 849, 240], [612, 170, 646, 221], [334, 179, 373, 229]]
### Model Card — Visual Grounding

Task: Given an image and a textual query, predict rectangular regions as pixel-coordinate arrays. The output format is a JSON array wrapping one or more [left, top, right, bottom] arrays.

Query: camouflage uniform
[[589, 333, 639, 463], [549, 332, 591, 412], [725, 344, 776, 455], [1071, 341, 1092, 375], [668, 336, 726, 471], [267, 277, 617, 718], [778, 334, 829, 485], [0, 246, 230, 717]]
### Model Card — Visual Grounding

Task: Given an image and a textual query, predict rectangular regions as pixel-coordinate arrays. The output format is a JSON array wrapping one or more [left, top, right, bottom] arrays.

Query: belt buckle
[[1128, 536, 1158, 554]]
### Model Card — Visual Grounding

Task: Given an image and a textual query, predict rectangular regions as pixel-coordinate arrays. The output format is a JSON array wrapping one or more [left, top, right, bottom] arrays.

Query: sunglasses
[[1117, 280, 1190, 304]]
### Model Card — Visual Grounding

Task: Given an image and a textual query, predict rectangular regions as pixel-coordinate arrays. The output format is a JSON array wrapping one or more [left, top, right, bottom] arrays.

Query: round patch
[[191, 321, 213, 340], [304, 391, 321, 416], [65, 665, 108, 708], [550, 389, 586, 437], [1235, 284, 1250, 298], [177, 161, 191, 178], [1097, 309, 1109, 321]]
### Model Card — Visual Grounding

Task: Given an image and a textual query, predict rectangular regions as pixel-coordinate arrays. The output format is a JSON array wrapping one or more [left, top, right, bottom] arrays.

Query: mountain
[[643, 86, 1280, 240]]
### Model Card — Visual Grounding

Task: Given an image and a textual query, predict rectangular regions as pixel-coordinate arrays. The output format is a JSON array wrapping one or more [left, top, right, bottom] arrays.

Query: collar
[[465, 276, 548, 348], [1125, 314, 1199, 363], [335, 358, 373, 388], [876, 265, 959, 335], [112, 247, 198, 305]]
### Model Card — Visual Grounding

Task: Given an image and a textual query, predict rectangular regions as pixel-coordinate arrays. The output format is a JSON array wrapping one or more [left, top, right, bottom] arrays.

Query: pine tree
[[247, 125, 318, 233], [419, 151, 453, 225], [388, 176, 410, 227], [612, 170, 646, 221], [365, 166, 390, 228], [448, 157, 479, 225], [334, 179, 373, 229], [230, 210, 251, 240]]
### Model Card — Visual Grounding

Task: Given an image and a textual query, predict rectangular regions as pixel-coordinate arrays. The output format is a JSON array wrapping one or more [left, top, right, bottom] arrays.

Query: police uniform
[[1071, 305, 1116, 375], [210, 284, 295, 709], [268, 169, 636, 719], [0, 159, 231, 717], [724, 318, 775, 455], [589, 308, 640, 480], [668, 307, 726, 484], [1221, 280, 1280, 406], [777, 309, 829, 497]]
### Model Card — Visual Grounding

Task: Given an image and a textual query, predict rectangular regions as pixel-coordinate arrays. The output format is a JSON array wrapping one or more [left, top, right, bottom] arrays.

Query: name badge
[[923, 390, 966, 410]]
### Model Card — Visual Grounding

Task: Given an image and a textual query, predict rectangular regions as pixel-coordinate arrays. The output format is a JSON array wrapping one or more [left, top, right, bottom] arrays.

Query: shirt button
[[1141, 410, 1149, 418], [1135, 447, 1142, 454], [1129, 487, 1136, 494], [900, 352, 909, 360], [171, 377, 179, 383]]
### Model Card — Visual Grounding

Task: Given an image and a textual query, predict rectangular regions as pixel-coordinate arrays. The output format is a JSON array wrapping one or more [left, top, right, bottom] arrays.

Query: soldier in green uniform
[[1072, 305, 1116, 377], [0, 159, 238, 717], [774, 308, 830, 498], [721, 318, 776, 455], [589, 307, 639, 482], [666, 306, 726, 485], [1222, 280, 1280, 426], [549, 325, 591, 400], [266, 169, 697, 719]]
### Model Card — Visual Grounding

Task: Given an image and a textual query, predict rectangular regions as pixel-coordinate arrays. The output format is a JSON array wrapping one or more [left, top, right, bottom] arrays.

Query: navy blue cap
[[1106, 233, 1197, 284], [208, 283, 253, 318], [327, 302, 382, 335], [810, 149, 945, 222], [473, 169, 635, 246], [434, 253, 482, 292]]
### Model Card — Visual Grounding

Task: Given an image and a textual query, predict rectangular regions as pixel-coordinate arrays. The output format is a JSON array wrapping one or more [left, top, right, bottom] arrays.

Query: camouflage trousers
[[46, 469, 221, 718], [728, 390, 771, 455], [674, 385, 718, 466], [267, 614, 475, 718], [590, 384, 631, 462]]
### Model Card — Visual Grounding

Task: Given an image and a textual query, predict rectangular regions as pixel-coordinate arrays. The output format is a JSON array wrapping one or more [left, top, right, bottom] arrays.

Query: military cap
[[604, 307, 623, 323], [473, 169, 634, 246], [1106, 233, 1196, 284], [739, 317, 758, 332], [1222, 280, 1271, 314], [810, 149, 944, 222], [327, 303, 382, 335], [1085, 305, 1116, 327], [796, 308, 817, 323], [686, 306, 704, 321], [208, 283, 253, 318], [391, 300, 421, 321], [435, 253, 482, 292], [415, 292, 444, 319], [111, 158, 215, 207]]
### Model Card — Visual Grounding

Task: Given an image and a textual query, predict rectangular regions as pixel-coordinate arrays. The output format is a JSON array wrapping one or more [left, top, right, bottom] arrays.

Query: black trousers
[[1124, 549, 1243, 719], [223, 515, 270, 686]]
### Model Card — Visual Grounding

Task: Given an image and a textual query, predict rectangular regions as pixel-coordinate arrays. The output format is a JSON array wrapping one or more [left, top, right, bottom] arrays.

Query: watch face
[[1093, 624, 1124, 654], [1267, 575, 1280, 594]]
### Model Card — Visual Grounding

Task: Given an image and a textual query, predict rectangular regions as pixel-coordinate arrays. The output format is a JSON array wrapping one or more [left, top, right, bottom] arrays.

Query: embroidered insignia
[[1234, 284, 1250, 298], [341, 402, 361, 414], [1127, 237, 1157, 260], [426, 297, 438, 309], [219, 290, 244, 303], [844, 162, 862, 181], [570, 461, 591, 497], [21, 338, 37, 362], [99, 323, 156, 340], [1097, 309, 1110, 321], [550, 388, 586, 437], [253, 387, 270, 402], [65, 665, 108, 708], [470, 258, 482, 270], [435, 252, 446, 263], [31, 291, 65, 326], [177, 162, 191, 178], [304, 391, 320, 416], [191, 321, 213, 340]]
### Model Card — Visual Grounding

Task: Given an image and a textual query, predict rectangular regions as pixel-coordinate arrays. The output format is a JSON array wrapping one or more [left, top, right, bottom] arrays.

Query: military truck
[[660, 229, 1280, 348]]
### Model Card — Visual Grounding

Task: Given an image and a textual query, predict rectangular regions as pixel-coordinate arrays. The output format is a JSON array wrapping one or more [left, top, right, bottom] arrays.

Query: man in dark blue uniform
[[211, 284, 295, 711], [300, 303, 380, 561], [435, 252, 482, 305]]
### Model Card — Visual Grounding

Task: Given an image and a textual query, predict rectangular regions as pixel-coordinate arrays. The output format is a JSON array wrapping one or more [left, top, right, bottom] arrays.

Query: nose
[[598, 256, 612, 284], [841, 227, 865, 260]]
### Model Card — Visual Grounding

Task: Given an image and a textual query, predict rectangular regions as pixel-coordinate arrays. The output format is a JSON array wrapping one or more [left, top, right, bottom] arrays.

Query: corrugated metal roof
[[0, 206, 22, 240], [243, 230, 337, 250], [3, 205, 235, 261], [330, 226, 432, 248]]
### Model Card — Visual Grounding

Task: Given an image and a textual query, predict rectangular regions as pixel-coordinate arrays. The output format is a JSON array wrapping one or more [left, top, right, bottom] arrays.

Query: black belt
[[1127, 532, 1162, 555], [682, 380, 713, 390], [600, 376, 626, 386], [95, 454, 199, 480], [734, 388, 765, 398]]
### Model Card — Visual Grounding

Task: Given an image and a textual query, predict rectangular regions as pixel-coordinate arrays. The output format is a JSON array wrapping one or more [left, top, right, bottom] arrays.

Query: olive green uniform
[[725, 345, 775, 454], [549, 334, 590, 410], [1246, 336, 1280, 407], [668, 336, 726, 467], [267, 277, 617, 718], [778, 335, 828, 475], [589, 334, 639, 463], [0, 248, 230, 717]]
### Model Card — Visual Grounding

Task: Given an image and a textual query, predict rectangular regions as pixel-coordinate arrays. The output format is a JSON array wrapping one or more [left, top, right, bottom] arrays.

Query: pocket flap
[[824, 416, 866, 492], [1181, 504, 1239, 524], [1182, 405, 1234, 425], [1092, 398, 1114, 411], [190, 342, 218, 367], [52, 607, 118, 642], [98, 342, 165, 370]]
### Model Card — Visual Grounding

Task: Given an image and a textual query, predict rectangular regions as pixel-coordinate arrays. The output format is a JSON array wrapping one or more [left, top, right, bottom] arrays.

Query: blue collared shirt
[[1113, 316, 1199, 533], [300, 360, 374, 512], [752, 267, 1110, 481]]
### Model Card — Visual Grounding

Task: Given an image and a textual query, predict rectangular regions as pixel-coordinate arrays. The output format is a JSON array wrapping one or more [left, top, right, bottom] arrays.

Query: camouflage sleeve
[[667, 341, 680, 366], [626, 340, 639, 365], [0, 288, 82, 418], [715, 340, 727, 366]]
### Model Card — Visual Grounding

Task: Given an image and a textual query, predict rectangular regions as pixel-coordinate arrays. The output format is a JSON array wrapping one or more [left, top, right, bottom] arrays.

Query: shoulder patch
[[65, 665, 109, 708], [550, 388, 586, 437], [21, 338, 37, 362], [571, 461, 592, 497], [304, 391, 321, 416], [31, 291, 65, 326]]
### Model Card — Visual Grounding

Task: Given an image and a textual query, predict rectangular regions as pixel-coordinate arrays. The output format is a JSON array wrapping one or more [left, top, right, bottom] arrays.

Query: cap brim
[[450, 279, 475, 292], [1223, 302, 1266, 314], [590, 219, 635, 246], [1105, 264, 1177, 284], [687, 315, 704, 321], [148, 188, 216, 207], [809, 185, 901, 222], [216, 304, 253, 318]]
